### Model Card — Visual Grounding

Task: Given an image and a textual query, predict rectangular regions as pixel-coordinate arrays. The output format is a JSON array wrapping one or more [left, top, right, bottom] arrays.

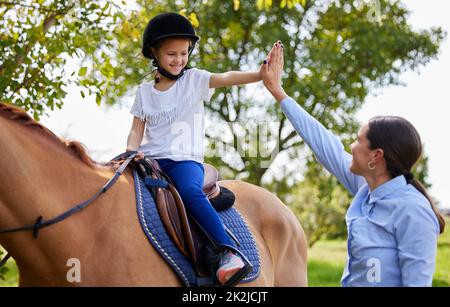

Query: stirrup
[[216, 244, 253, 287], [220, 263, 252, 287]]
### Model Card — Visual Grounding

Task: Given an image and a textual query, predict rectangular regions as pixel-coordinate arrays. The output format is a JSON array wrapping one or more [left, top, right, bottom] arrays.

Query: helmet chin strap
[[153, 60, 186, 81]]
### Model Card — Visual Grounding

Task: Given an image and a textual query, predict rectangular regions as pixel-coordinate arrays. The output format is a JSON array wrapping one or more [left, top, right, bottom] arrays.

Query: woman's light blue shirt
[[280, 96, 440, 287]]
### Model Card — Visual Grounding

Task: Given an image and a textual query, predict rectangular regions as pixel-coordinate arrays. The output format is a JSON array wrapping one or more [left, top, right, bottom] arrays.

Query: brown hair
[[366, 116, 445, 234]]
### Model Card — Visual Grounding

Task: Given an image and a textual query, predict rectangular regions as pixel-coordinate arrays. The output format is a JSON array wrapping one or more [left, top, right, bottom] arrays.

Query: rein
[[0, 151, 137, 268]]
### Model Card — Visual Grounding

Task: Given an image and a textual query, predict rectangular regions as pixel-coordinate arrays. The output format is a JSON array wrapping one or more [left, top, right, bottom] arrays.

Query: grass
[[433, 219, 450, 287], [307, 240, 347, 287], [2, 219, 449, 287]]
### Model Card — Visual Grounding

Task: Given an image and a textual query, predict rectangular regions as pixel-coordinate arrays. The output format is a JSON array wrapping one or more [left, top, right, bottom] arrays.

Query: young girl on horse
[[126, 12, 263, 286]]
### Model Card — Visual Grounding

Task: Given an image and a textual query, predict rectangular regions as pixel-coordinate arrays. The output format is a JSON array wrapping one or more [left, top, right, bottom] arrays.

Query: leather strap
[[0, 151, 137, 267]]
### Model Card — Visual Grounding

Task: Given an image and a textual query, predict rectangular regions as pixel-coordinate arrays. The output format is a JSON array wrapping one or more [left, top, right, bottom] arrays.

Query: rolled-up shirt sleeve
[[280, 96, 365, 195]]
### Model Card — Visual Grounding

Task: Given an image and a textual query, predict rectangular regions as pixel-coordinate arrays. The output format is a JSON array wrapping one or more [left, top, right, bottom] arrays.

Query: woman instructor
[[262, 41, 445, 287]]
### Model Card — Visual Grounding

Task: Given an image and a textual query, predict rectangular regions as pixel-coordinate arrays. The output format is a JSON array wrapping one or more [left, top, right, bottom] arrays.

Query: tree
[[287, 175, 350, 247], [413, 152, 431, 189], [0, 0, 125, 119]]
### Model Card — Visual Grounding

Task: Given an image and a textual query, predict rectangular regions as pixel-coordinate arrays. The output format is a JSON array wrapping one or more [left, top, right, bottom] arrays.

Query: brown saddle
[[140, 159, 230, 273]]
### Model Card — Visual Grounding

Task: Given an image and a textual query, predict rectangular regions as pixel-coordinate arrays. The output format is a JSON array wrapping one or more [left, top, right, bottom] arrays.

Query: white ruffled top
[[130, 68, 214, 163]]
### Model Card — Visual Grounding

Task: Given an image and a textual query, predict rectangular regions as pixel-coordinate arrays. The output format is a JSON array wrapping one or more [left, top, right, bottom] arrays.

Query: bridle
[[0, 151, 137, 268]]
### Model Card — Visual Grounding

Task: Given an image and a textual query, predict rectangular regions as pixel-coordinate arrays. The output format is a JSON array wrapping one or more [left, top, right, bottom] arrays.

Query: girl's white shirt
[[130, 68, 214, 163]]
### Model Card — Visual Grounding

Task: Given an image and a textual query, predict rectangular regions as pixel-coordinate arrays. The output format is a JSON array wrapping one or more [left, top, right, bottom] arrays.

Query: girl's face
[[152, 38, 190, 76], [349, 123, 376, 176]]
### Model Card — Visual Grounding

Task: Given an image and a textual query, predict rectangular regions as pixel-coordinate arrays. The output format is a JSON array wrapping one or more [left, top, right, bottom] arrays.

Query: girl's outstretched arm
[[209, 43, 279, 89], [209, 70, 262, 89]]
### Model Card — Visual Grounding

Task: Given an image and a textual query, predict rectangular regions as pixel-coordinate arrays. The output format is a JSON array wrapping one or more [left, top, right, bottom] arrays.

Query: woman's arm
[[262, 41, 365, 195], [126, 116, 145, 153], [281, 98, 364, 195], [209, 71, 262, 89]]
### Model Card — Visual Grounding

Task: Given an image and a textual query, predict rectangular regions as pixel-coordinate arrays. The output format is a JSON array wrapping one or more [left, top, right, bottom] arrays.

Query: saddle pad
[[133, 169, 261, 286]]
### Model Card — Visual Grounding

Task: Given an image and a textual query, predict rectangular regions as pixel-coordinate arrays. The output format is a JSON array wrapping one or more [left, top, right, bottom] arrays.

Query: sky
[[39, 0, 450, 209]]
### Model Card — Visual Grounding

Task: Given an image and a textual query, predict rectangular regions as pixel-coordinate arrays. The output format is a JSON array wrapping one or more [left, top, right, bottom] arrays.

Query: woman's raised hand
[[262, 41, 287, 103]]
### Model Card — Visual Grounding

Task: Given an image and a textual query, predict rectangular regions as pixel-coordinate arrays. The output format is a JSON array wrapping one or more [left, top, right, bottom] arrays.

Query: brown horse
[[0, 102, 307, 286]]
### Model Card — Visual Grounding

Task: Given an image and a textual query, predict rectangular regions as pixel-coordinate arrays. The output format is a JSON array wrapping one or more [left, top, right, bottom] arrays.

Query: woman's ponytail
[[407, 177, 445, 234]]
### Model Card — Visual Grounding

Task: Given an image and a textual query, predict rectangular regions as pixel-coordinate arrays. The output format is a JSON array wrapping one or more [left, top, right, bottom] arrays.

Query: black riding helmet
[[142, 13, 199, 81], [142, 12, 199, 59]]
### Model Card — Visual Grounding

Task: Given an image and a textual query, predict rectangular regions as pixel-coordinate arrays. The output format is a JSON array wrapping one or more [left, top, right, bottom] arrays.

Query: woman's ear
[[373, 148, 384, 163]]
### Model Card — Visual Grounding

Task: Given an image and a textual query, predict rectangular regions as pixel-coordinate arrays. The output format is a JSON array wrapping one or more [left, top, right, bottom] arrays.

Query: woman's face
[[153, 38, 190, 76], [349, 123, 375, 176]]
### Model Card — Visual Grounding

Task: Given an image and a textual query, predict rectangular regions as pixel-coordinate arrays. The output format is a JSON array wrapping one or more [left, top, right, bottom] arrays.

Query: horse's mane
[[0, 103, 117, 168]]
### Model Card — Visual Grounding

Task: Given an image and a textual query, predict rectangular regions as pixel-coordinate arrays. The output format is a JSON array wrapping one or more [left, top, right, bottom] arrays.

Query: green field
[[1, 218, 449, 287]]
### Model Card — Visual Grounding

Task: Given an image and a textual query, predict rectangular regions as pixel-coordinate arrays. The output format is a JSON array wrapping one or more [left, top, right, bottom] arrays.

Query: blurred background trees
[[0, 0, 127, 119]]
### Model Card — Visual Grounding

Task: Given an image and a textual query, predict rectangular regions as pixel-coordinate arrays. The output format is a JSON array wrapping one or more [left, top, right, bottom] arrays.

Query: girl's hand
[[135, 151, 145, 160], [126, 148, 145, 160], [262, 41, 287, 103]]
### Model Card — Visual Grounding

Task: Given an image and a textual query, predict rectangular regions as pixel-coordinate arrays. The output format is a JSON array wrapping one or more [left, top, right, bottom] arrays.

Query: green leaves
[[289, 175, 350, 247], [78, 67, 87, 77], [0, 0, 126, 119]]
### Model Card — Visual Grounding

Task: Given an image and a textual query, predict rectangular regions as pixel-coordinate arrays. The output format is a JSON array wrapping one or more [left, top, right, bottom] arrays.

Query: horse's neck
[[0, 121, 120, 280], [0, 128, 106, 226]]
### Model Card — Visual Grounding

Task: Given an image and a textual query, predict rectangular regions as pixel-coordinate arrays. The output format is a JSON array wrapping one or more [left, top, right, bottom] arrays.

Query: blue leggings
[[156, 159, 234, 247]]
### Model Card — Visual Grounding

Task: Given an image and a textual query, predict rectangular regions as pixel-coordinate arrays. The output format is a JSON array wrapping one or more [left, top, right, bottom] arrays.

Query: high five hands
[[262, 41, 288, 103]]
